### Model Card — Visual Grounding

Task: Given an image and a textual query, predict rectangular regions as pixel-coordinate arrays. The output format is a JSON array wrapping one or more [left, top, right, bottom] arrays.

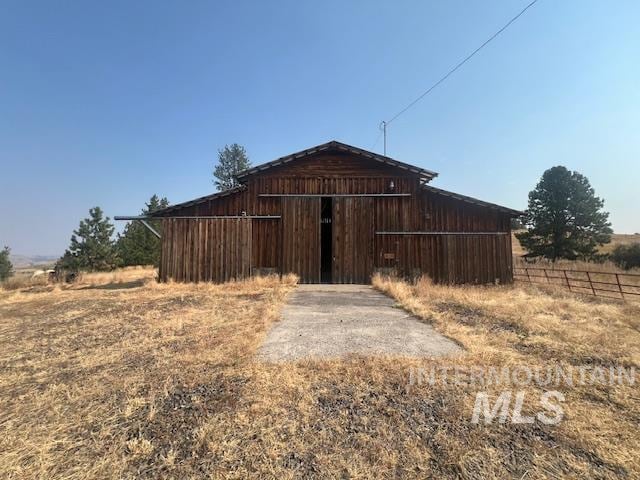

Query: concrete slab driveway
[[259, 284, 461, 362]]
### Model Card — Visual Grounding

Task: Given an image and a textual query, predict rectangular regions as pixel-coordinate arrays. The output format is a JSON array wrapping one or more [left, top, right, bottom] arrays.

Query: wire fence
[[514, 267, 640, 300]]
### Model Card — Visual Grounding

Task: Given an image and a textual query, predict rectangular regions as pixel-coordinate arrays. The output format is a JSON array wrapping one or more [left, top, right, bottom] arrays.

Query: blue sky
[[1, 0, 638, 256]]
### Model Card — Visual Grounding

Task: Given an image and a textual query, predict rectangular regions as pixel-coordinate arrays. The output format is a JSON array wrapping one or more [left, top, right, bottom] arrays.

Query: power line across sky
[[374, 0, 540, 153]]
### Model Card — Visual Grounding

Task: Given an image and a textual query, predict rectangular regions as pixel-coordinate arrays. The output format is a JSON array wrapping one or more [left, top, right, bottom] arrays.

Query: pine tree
[[213, 143, 251, 191], [0, 246, 13, 281], [516, 166, 612, 261], [510, 218, 524, 230], [58, 207, 119, 271], [117, 195, 169, 267]]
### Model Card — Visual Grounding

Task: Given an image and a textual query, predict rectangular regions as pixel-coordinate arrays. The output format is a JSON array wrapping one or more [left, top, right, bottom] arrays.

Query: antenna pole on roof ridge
[[379, 121, 387, 155]]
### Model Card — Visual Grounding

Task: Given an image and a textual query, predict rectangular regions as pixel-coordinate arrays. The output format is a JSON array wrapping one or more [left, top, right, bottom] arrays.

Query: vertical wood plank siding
[[157, 151, 514, 284], [281, 197, 320, 283], [159, 218, 252, 282], [333, 197, 374, 283]]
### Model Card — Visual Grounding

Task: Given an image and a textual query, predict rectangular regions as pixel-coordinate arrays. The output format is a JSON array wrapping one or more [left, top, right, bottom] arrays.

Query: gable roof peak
[[235, 140, 438, 181]]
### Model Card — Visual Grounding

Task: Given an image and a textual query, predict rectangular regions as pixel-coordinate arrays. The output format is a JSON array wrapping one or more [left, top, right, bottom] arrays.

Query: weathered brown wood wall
[[373, 190, 513, 283], [252, 219, 279, 274], [160, 218, 252, 282], [374, 234, 512, 284], [281, 197, 320, 283], [156, 150, 515, 284], [333, 197, 375, 284]]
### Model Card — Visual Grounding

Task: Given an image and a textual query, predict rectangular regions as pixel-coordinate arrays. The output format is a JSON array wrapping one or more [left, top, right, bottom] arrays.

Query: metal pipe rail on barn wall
[[114, 216, 281, 219], [513, 266, 640, 300], [113, 215, 281, 239], [375, 231, 510, 235], [258, 193, 412, 197]]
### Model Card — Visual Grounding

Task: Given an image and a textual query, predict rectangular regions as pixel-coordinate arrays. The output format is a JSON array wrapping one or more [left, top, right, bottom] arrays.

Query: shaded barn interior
[[149, 141, 520, 284]]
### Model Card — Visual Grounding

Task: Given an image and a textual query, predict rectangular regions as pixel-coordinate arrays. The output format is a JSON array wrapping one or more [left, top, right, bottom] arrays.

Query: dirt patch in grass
[[126, 374, 249, 477], [433, 301, 530, 337]]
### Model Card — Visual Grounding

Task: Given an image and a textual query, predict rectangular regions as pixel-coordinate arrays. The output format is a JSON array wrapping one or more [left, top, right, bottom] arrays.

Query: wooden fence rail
[[514, 266, 640, 300]]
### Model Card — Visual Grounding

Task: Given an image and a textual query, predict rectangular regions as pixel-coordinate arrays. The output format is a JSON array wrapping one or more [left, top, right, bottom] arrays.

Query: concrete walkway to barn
[[259, 284, 462, 362]]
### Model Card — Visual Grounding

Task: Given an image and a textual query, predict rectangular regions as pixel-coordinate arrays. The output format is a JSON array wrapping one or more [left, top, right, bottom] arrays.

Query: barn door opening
[[320, 197, 333, 283]]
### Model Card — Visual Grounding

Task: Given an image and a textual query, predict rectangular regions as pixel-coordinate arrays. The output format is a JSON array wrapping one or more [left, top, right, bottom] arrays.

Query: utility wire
[[371, 126, 384, 150], [385, 0, 539, 126]]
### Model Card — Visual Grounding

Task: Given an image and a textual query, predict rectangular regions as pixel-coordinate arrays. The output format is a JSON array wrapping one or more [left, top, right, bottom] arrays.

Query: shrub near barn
[[611, 243, 640, 270]]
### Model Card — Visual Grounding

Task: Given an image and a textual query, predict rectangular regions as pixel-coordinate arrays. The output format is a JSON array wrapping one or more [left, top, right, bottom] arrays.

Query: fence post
[[585, 271, 597, 296], [525, 268, 531, 283], [563, 269, 571, 292], [615, 273, 624, 299], [543, 268, 550, 283]]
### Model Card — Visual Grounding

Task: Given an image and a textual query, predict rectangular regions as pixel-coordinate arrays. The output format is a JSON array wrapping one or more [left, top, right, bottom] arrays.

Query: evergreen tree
[[213, 143, 251, 190], [117, 195, 169, 267], [510, 218, 524, 230], [58, 207, 119, 271], [516, 166, 612, 261], [0, 246, 13, 281]]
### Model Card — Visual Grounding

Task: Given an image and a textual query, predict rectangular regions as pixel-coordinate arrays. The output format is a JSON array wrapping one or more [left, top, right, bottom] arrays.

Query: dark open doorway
[[320, 197, 333, 283]]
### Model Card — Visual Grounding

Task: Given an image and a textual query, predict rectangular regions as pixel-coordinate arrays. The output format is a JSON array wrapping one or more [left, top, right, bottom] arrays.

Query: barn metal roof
[[422, 184, 523, 216], [235, 140, 439, 181], [149, 185, 246, 217]]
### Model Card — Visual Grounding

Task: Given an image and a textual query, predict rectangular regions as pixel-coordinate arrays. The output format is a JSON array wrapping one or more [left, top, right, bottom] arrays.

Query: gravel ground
[[259, 284, 462, 361]]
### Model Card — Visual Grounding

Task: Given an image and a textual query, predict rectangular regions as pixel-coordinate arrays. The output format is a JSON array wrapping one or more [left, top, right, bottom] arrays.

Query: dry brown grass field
[[599, 233, 640, 254], [512, 232, 640, 275], [512, 232, 640, 257], [1, 268, 639, 478]]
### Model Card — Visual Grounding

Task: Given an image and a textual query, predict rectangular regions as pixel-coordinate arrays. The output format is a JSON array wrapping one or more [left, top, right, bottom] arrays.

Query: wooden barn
[[124, 141, 521, 284]]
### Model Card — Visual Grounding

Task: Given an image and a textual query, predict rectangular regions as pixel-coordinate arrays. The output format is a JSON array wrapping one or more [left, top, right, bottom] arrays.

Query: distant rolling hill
[[9, 254, 59, 269], [512, 232, 640, 257]]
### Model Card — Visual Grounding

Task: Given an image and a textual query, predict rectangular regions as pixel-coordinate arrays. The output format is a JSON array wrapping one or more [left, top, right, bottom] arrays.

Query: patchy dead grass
[[73, 265, 159, 287], [1, 268, 639, 478], [0, 266, 159, 292], [372, 274, 640, 479], [0, 274, 50, 291], [0, 268, 297, 478]]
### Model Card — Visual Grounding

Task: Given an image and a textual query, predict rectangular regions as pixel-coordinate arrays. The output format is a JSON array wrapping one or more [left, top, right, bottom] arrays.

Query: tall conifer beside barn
[[517, 166, 612, 261], [213, 144, 251, 191], [117, 195, 169, 267], [58, 207, 119, 272]]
